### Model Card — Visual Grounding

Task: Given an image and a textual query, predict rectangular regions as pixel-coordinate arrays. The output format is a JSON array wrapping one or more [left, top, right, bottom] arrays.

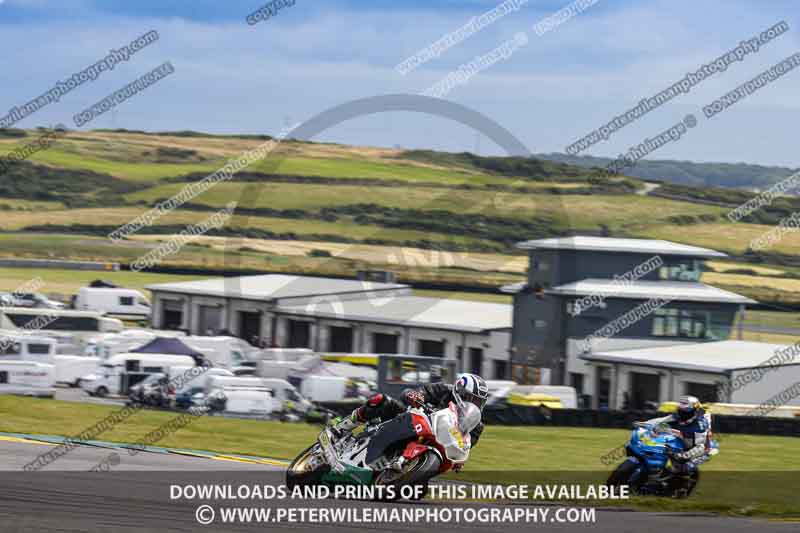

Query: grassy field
[[742, 309, 800, 329], [412, 289, 512, 303], [0, 236, 524, 293], [0, 396, 797, 517], [635, 221, 800, 256], [124, 182, 723, 229], [0, 267, 206, 295], [0, 206, 495, 250], [3, 128, 800, 308]]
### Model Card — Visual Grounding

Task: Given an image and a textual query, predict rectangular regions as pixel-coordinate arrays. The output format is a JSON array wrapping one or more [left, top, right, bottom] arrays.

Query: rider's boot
[[329, 394, 387, 439], [328, 409, 362, 439]]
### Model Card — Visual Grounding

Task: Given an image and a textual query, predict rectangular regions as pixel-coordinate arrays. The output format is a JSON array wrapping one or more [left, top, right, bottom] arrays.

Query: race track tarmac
[[0, 441, 795, 533]]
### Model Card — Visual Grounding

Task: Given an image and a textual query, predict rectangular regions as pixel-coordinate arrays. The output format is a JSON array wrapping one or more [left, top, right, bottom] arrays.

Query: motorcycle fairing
[[364, 413, 418, 464], [402, 441, 432, 461]]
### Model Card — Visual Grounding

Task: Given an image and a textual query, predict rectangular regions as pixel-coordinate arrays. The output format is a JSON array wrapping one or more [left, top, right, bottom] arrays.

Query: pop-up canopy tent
[[130, 337, 207, 366]]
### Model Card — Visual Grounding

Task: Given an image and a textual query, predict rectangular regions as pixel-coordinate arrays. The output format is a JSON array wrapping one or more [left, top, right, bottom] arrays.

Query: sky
[[1, 0, 799, 166]]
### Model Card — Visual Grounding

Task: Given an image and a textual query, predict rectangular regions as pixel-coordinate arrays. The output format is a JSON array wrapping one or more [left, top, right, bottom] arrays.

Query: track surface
[[0, 441, 795, 533]]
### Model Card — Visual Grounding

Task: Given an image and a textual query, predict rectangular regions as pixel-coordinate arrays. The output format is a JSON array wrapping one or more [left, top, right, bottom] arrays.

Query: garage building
[[147, 274, 512, 379], [581, 340, 800, 409]]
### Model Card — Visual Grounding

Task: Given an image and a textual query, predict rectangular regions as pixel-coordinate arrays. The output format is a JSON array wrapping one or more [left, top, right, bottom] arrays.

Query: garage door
[[328, 326, 353, 352], [198, 305, 222, 335], [238, 311, 262, 343], [373, 333, 399, 354], [161, 300, 183, 330], [417, 339, 445, 357], [287, 320, 311, 348]]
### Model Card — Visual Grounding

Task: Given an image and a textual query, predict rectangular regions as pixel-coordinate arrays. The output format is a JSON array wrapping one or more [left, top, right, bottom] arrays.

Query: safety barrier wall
[[482, 405, 800, 437]]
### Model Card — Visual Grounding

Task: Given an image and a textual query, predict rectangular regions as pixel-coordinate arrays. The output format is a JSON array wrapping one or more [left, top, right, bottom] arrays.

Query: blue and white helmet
[[676, 395, 701, 424], [454, 373, 489, 410]]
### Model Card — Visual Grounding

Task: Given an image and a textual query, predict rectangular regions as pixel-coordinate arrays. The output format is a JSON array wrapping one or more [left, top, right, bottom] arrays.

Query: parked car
[[174, 386, 205, 410], [1, 293, 65, 309], [128, 372, 171, 407]]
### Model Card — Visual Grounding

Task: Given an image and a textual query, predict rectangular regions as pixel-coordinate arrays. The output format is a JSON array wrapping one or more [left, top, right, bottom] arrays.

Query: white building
[[581, 340, 800, 409], [147, 274, 512, 379]]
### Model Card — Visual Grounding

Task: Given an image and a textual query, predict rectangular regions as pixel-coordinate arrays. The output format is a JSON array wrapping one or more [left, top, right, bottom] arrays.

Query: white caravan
[[0, 361, 56, 397], [83, 329, 185, 360], [0, 334, 57, 363], [0, 333, 98, 387], [0, 308, 123, 352], [75, 287, 151, 318]]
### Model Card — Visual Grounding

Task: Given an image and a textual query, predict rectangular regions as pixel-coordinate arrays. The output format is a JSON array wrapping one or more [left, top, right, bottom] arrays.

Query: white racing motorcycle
[[286, 399, 480, 499]]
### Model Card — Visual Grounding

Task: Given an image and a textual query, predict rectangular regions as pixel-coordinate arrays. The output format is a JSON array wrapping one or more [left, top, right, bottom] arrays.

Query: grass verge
[[0, 397, 797, 517]]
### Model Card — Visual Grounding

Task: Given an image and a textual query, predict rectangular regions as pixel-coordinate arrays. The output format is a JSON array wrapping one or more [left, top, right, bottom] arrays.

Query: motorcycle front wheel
[[286, 443, 329, 490], [374, 451, 441, 501], [607, 459, 639, 488]]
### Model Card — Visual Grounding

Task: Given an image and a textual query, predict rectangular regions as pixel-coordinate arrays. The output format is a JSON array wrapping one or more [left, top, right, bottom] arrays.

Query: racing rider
[[330, 373, 489, 447], [643, 395, 715, 492]]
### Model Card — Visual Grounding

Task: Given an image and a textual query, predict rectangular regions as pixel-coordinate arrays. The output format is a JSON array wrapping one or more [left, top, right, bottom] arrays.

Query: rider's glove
[[452, 462, 463, 473], [672, 451, 691, 463], [405, 390, 425, 408]]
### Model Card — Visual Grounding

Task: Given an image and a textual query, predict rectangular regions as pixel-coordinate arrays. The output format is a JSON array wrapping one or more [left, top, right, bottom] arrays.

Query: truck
[[81, 353, 197, 397]]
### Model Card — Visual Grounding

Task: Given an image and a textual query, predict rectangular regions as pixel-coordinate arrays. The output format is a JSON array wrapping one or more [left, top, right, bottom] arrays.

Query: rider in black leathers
[[331, 374, 489, 446]]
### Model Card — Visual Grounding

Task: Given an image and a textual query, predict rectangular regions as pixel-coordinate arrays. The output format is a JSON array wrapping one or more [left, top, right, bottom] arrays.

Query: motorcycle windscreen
[[364, 413, 418, 465]]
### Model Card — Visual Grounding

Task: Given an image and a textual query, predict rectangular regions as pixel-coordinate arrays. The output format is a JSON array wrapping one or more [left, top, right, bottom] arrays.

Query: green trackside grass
[[1, 397, 798, 517]]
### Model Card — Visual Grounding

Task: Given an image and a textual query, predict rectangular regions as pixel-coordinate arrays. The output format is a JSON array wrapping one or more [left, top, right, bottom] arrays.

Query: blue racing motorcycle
[[606, 422, 716, 498]]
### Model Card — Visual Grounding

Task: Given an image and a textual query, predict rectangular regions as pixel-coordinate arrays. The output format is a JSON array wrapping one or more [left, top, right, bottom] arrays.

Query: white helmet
[[676, 395, 701, 424], [453, 373, 489, 410]]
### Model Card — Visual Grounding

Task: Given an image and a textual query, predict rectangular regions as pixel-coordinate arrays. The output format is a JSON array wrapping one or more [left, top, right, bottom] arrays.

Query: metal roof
[[275, 295, 512, 333], [547, 279, 756, 304], [146, 274, 409, 302], [582, 340, 797, 373], [516, 236, 727, 258]]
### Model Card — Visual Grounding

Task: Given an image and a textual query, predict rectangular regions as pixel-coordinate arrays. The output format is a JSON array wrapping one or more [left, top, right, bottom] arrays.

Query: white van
[[168, 365, 233, 394], [54, 355, 101, 388], [300, 375, 347, 402], [81, 353, 196, 397], [260, 378, 312, 413], [0, 361, 56, 397], [75, 287, 151, 318], [204, 375, 271, 393], [181, 336, 257, 372], [207, 386, 278, 416]]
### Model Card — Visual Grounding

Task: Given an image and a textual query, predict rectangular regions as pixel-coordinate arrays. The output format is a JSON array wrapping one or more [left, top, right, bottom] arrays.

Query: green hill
[[2, 128, 800, 304]]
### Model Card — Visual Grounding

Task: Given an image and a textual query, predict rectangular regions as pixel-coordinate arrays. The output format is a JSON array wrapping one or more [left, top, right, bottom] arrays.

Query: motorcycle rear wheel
[[286, 443, 329, 490], [374, 452, 441, 500]]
